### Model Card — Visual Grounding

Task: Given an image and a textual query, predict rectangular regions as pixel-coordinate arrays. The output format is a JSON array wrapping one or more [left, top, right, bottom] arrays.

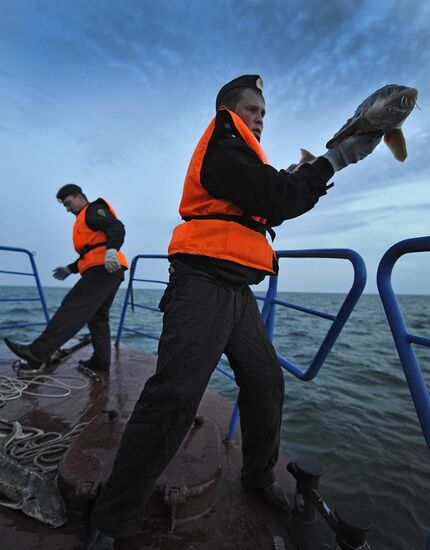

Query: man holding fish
[[87, 75, 415, 549]]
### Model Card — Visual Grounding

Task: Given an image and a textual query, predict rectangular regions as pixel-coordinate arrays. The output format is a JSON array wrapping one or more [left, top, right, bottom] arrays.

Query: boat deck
[[0, 341, 298, 550]]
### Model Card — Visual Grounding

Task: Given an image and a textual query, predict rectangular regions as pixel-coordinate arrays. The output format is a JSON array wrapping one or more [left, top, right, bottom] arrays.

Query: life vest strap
[[78, 241, 107, 259], [183, 214, 276, 242]]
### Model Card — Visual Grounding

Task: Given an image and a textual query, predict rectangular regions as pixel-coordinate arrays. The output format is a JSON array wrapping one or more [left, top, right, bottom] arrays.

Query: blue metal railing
[[259, 249, 367, 381], [0, 246, 50, 330], [225, 249, 367, 439], [377, 236, 430, 451], [115, 254, 168, 345], [116, 249, 367, 440]]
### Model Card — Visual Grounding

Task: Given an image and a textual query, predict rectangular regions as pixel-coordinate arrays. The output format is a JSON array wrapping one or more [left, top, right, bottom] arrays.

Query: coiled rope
[[0, 418, 91, 474], [0, 373, 91, 474]]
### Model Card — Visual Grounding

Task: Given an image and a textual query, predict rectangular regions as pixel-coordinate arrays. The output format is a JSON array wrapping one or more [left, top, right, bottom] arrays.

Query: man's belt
[[182, 214, 276, 241]]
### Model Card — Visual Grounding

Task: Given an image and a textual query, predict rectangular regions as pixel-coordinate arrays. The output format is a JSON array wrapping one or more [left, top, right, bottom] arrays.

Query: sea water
[[0, 285, 429, 550]]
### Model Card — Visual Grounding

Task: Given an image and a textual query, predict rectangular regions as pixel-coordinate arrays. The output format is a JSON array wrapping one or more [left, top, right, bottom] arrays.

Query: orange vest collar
[[221, 109, 269, 164]]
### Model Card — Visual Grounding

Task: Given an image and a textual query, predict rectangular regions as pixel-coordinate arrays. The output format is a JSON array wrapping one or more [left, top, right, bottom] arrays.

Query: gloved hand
[[323, 132, 383, 172], [104, 249, 121, 273], [53, 266, 72, 280]]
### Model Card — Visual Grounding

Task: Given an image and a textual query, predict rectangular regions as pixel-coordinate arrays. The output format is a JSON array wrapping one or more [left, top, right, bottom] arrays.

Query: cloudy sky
[[1, 0, 429, 294]]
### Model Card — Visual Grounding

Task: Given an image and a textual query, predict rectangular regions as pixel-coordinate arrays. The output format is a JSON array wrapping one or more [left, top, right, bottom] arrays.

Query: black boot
[[243, 480, 292, 515], [78, 356, 109, 372], [4, 338, 43, 368]]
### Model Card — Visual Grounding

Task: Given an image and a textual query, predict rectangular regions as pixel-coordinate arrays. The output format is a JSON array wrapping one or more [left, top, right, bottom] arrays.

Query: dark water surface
[[1, 286, 429, 550]]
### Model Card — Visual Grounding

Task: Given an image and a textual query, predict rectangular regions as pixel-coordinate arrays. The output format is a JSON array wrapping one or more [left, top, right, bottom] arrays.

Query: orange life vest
[[168, 109, 276, 273], [73, 199, 128, 274]]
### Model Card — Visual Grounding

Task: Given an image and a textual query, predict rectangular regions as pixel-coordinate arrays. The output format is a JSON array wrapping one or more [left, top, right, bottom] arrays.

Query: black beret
[[216, 74, 264, 110], [56, 184, 83, 202]]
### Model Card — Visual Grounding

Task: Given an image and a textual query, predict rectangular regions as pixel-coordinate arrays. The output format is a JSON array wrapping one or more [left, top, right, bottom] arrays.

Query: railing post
[[29, 251, 50, 323], [377, 237, 430, 450], [0, 246, 51, 327], [261, 274, 278, 339], [115, 256, 138, 346]]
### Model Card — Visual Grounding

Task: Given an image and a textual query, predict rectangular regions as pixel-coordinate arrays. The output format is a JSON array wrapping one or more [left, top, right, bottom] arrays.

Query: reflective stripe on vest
[[168, 109, 276, 273], [73, 199, 128, 274]]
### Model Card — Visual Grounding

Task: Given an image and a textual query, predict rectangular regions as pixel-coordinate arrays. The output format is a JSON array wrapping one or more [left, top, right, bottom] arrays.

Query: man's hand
[[104, 249, 121, 273], [53, 266, 72, 280], [323, 132, 383, 172]]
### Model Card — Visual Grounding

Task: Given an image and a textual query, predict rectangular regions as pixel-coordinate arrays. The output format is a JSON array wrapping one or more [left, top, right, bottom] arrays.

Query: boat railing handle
[[377, 236, 430, 451], [115, 254, 168, 346], [0, 245, 51, 330], [261, 248, 367, 381]]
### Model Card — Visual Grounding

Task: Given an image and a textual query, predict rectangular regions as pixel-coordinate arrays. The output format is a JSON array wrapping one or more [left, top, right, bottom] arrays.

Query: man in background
[[5, 184, 128, 372]]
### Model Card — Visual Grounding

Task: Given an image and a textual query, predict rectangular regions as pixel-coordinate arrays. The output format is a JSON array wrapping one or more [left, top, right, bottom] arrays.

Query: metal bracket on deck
[[287, 458, 373, 549], [163, 476, 187, 533]]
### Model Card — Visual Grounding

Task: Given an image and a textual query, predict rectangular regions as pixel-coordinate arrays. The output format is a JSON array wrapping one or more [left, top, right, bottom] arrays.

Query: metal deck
[[0, 342, 297, 550]]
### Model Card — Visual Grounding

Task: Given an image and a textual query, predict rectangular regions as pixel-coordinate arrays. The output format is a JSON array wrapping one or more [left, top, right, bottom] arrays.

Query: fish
[[0, 421, 67, 527], [326, 84, 418, 162], [286, 148, 316, 173]]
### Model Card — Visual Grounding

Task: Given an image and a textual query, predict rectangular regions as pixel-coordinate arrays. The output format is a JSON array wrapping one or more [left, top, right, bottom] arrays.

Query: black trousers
[[30, 267, 123, 368], [93, 262, 284, 538]]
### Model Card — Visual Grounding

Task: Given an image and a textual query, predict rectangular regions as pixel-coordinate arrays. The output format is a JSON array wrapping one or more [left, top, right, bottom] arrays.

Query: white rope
[[0, 373, 92, 472], [0, 373, 89, 403], [0, 418, 91, 474]]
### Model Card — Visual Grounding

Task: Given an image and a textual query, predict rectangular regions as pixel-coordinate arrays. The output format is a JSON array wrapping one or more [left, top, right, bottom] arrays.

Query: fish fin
[[326, 116, 360, 148], [299, 149, 316, 162], [286, 149, 316, 173], [384, 129, 407, 161]]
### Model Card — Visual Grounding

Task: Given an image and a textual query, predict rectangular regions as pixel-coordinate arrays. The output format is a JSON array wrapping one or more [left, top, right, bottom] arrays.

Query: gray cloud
[[1, 0, 429, 293]]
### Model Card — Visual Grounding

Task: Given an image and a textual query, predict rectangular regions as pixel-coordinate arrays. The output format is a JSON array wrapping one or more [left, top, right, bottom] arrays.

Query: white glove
[[323, 132, 382, 172], [53, 266, 72, 280], [104, 249, 121, 273]]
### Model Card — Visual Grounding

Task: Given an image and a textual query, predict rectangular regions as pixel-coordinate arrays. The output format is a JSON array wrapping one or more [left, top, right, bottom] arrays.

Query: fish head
[[365, 84, 418, 128], [22, 478, 67, 527], [326, 84, 418, 152]]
